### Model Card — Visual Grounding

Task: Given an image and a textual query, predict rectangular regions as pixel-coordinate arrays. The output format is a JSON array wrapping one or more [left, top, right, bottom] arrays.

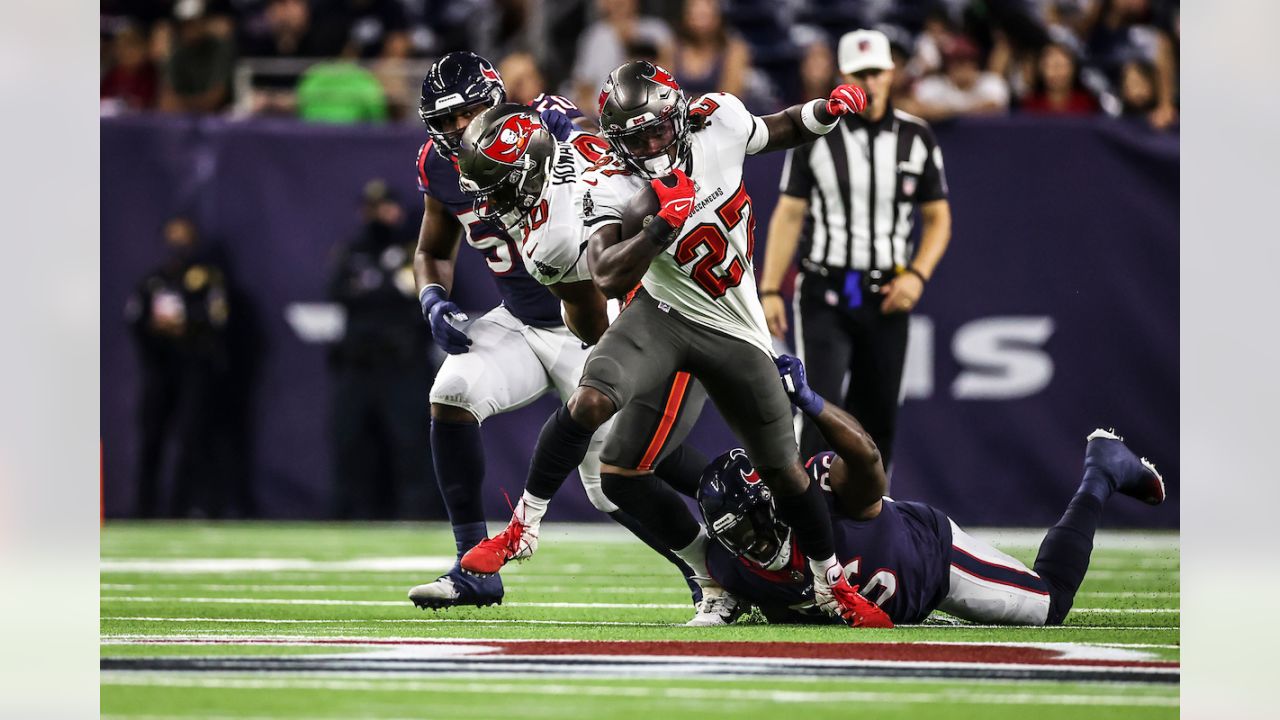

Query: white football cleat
[[685, 588, 747, 626]]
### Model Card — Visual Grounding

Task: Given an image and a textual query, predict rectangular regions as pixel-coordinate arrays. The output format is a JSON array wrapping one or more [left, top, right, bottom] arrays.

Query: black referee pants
[[795, 271, 909, 469]]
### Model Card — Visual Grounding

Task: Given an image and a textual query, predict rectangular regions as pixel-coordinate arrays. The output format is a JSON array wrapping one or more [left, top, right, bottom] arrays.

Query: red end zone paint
[[119, 637, 1176, 670]]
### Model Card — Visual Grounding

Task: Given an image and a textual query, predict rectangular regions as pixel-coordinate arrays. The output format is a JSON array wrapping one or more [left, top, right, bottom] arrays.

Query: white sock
[[808, 555, 841, 586], [517, 492, 550, 527], [673, 526, 716, 588]]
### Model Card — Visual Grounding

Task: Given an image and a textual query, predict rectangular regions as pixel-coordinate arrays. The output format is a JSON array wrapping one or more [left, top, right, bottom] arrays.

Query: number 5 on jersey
[[673, 183, 756, 300]]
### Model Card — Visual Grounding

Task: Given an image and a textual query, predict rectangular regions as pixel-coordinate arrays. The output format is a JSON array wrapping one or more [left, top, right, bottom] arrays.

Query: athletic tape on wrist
[[801, 99, 839, 135], [419, 283, 445, 304]]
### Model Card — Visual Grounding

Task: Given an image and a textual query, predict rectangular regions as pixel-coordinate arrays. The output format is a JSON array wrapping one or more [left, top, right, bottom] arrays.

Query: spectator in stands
[[1020, 41, 1099, 115], [909, 35, 1009, 120], [101, 24, 159, 112], [1117, 58, 1161, 124], [327, 180, 442, 520], [571, 0, 674, 108], [1082, 0, 1177, 128], [158, 0, 236, 114], [670, 0, 751, 98], [239, 0, 343, 59], [323, 0, 412, 60], [295, 62, 389, 123], [239, 0, 349, 116], [498, 51, 547, 106], [797, 39, 836, 105]]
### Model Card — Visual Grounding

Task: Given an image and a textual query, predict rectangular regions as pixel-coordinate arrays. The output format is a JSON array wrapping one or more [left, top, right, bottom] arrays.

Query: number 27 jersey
[[578, 93, 774, 356]]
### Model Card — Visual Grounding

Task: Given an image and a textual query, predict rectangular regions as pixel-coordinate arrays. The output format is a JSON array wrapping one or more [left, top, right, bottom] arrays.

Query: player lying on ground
[[461, 60, 888, 626], [408, 52, 705, 611], [695, 354, 1167, 627]]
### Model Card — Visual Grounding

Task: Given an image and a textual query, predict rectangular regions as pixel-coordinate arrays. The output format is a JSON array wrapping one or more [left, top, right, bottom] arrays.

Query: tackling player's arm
[[811, 402, 887, 521], [775, 355, 887, 520], [413, 194, 463, 293], [548, 279, 609, 345]]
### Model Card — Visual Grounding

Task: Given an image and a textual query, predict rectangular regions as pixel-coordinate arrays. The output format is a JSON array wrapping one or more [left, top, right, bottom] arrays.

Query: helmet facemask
[[605, 103, 688, 179], [711, 497, 793, 571]]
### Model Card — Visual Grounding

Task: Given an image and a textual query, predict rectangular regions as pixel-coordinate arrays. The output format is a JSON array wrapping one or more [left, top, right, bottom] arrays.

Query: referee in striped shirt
[[759, 29, 952, 466]]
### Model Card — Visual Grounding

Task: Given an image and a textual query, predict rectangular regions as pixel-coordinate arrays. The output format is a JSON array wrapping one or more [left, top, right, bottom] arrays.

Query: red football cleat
[[459, 516, 539, 576]]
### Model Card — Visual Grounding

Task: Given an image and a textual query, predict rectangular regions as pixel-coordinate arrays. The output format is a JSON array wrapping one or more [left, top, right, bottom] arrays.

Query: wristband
[[643, 215, 678, 249], [419, 283, 445, 304], [759, 289, 782, 298], [801, 99, 840, 135], [904, 266, 928, 284]]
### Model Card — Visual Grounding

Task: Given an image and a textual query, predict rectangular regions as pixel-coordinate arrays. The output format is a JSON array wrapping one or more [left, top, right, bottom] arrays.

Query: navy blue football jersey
[[706, 452, 953, 625], [414, 94, 584, 328]]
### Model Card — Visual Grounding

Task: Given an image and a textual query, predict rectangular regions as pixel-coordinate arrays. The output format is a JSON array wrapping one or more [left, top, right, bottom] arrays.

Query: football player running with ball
[[696, 354, 1167, 627], [462, 61, 883, 627], [408, 53, 705, 612]]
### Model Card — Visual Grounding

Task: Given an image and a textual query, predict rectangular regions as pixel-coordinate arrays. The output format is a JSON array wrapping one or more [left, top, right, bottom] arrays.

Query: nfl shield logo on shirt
[[903, 176, 917, 198]]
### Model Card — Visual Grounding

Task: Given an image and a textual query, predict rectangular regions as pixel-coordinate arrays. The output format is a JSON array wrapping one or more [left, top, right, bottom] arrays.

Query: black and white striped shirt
[[779, 106, 948, 272]]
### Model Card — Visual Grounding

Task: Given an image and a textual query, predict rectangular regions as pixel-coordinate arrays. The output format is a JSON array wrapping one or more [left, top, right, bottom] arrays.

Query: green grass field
[[101, 522, 1179, 719]]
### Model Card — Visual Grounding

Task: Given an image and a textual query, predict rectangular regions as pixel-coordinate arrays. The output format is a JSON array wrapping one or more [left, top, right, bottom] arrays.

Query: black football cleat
[[409, 566, 504, 610], [1085, 428, 1166, 505]]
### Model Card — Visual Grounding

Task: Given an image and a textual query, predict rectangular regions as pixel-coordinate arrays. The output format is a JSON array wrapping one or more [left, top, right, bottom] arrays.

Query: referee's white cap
[[838, 30, 895, 75]]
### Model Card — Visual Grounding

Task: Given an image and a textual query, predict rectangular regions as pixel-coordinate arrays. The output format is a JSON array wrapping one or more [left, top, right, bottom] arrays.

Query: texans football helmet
[[456, 104, 557, 231], [698, 449, 794, 571], [419, 51, 507, 158], [597, 60, 690, 178]]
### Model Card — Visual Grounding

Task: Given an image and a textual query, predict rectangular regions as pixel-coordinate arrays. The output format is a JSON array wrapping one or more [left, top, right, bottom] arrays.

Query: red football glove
[[826, 84, 868, 117], [651, 169, 697, 228], [833, 580, 895, 629]]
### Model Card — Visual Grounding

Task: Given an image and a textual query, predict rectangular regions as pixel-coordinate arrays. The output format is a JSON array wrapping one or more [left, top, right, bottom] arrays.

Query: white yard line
[[98, 674, 1178, 706], [99, 557, 456, 574], [99, 583, 695, 595], [102, 596, 693, 610]]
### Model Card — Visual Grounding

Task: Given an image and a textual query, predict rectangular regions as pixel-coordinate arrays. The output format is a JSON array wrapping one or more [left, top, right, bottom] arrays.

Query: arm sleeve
[[917, 127, 949, 202], [778, 145, 814, 198]]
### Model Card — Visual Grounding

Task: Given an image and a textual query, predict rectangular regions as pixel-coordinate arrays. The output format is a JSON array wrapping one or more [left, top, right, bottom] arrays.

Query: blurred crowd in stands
[[102, 0, 1178, 130]]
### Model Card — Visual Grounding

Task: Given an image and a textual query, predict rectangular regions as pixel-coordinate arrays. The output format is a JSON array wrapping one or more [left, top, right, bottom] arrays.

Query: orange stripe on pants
[[637, 372, 691, 471]]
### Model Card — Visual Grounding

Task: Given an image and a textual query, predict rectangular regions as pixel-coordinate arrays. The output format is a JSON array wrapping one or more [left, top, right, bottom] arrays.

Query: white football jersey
[[577, 92, 773, 356], [509, 132, 615, 286]]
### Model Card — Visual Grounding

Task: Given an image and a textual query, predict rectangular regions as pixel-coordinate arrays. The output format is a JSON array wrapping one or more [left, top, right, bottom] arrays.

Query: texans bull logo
[[480, 65, 501, 83], [729, 449, 762, 485], [481, 114, 540, 163]]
